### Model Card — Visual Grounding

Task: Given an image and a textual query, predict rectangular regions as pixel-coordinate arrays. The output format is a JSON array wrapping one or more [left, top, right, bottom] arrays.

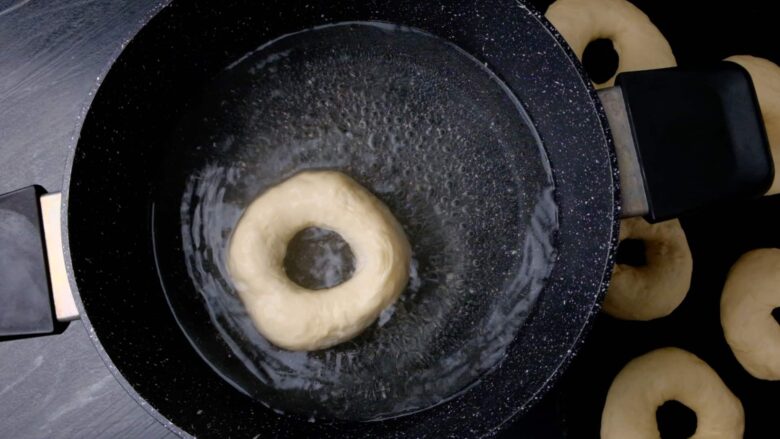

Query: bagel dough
[[721, 248, 780, 380], [604, 218, 692, 321], [546, 0, 676, 88], [726, 55, 780, 195], [227, 170, 411, 351], [601, 347, 744, 439]]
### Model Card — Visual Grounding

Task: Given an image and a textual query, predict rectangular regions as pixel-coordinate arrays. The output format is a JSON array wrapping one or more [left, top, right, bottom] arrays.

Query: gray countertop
[[0, 1, 173, 437]]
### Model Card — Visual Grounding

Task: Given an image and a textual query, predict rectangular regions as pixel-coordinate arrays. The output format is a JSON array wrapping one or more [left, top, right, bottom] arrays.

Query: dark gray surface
[[0, 0, 173, 437]]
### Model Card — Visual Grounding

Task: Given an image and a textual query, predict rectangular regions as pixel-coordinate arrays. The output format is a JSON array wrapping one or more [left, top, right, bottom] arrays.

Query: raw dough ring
[[726, 56, 780, 195], [227, 170, 411, 351], [601, 347, 744, 439], [721, 248, 780, 380], [604, 218, 692, 320], [546, 0, 676, 88]]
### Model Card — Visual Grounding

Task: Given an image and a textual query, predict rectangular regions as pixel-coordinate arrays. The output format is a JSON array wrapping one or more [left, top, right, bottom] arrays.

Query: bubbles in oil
[[153, 22, 558, 421]]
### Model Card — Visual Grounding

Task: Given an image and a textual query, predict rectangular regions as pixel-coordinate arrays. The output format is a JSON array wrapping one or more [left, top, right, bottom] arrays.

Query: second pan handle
[[0, 187, 78, 339], [600, 62, 774, 222]]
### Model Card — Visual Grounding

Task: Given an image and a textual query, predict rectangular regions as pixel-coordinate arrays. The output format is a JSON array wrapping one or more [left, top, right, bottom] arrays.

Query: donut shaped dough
[[227, 170, 411, 351], [726, 56, 780, 195], [546, 0, 676, 88], [721, 248, 780, 380], [602, 347, 744, 439], [604, 218, 692, 321]]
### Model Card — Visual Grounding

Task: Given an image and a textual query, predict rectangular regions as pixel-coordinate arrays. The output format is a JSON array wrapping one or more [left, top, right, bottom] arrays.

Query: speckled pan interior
[[63, 0, 618, 437]]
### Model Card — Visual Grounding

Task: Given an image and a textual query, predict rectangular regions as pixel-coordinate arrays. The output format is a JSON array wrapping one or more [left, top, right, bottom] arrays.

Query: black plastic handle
[[0, 186, 58, 338], [616, 62, 774, 222]]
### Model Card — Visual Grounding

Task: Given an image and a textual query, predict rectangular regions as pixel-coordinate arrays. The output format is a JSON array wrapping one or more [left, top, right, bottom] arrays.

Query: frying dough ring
[[601, 347, 745, 439], [604, 218, 692, 320], [546, 0, 676, 88], [726, 56, 780, 195], [721, 248, 780, 380], [227, 170, 411, 351]]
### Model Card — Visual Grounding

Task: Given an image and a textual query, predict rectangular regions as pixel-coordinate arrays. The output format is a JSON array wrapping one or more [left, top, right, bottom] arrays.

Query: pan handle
[[599, 62, 774, 222], [0, 186, 79, 339]]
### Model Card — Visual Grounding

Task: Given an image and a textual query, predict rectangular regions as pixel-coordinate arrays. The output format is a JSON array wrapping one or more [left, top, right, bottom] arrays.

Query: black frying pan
[[0, 0, 773, 437]]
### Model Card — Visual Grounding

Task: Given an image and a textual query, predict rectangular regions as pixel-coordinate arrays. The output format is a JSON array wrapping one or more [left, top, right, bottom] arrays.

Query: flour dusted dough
[[721, 248, 780, 380], [604, 218, 692, 321], [227, 170, 411, 351], [545, 0, 676, 88], [601, 347, 744, 439], [726, 56, 780, 195]]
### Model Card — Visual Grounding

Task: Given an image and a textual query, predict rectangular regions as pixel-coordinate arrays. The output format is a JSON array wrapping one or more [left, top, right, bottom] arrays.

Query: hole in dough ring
[[545, 0, 676, 88], [603, 218, 692, 321], [726, 55, 780, 195], [601, 347, 744, 439], [721, 248, 780, 380], [227, 170, 411, 351]]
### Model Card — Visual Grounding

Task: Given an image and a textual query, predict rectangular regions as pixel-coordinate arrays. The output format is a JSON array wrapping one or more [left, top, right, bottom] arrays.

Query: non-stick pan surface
[[64, 0, 617, 437]]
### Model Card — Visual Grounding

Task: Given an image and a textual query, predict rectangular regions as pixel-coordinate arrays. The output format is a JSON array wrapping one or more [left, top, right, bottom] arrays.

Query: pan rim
[[60, 0, 620, 437]]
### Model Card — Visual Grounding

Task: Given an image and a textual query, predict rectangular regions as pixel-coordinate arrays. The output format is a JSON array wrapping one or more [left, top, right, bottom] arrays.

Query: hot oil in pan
[[153, 22, 558, 421]]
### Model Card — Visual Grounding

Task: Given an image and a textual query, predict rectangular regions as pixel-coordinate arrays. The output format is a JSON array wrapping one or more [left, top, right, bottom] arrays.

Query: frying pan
[[0, 0, 773, 437]]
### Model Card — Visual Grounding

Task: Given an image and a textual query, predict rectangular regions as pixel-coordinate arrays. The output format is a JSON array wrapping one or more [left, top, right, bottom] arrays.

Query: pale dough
[[545, 0, 676, 89], [227, 170, 411, 351], [604, 218, 692, 321], [726, 55, 780, 195], [721, 248, 780, 380], [601, 347, 744, 439]]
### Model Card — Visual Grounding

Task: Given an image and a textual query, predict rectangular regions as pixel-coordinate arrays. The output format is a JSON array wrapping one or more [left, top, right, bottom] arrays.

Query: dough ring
[[227, 170, 411, 351], [546, 0, 676, 88], [601, 347, 744, 439], [726, 55, 780, 195], [721, 248, 780, 380], [604, 218, 692, 321]]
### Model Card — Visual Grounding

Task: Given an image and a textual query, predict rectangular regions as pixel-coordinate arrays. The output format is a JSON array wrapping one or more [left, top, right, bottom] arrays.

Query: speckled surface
[[61, 0, 618, 438], [154, 22, 559, 421]]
